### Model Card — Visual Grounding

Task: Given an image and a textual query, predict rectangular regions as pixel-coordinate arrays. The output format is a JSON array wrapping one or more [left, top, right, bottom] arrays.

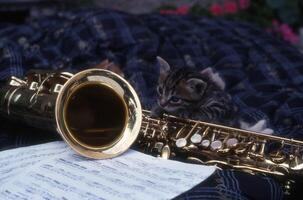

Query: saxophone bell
[[56, 69, 142, 159], [0, 69, 142, 159]]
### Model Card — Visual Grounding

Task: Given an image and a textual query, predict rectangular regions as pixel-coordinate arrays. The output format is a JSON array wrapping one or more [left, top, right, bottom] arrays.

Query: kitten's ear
[[200, 67, 225, 90], [93, 59, 111, 69], [93, 59, 124, 77], [157, 56, 171, 75], [186, 78, 207, 94], [107, 63, 125, 77]]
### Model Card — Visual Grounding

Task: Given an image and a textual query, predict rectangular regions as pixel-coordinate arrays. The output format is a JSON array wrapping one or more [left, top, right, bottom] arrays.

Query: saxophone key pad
[[226, 138, 239, 148], [190, 133, 202, 144], [210, 140, 223, 151], [176, 138, 187, 148], [200, 139, 210, 148]]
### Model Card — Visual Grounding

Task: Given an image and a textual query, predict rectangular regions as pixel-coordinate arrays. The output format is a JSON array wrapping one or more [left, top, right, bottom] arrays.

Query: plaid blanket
[[1, 9, 302, 199]]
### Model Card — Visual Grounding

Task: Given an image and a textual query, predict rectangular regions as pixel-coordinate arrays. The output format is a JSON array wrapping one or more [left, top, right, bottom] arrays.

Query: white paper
[[0, 141, 216, 200]]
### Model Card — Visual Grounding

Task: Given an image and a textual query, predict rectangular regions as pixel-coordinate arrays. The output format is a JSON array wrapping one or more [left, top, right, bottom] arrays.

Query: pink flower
[[223, 1, 238, 14], [279, 24, 293, 40], [159, 5, 189, 15], [209, 3, 223, 16], [159, 9, 176, 15], [288, 34, 299, 44], [272, 19, 279, 27], [279, 24, 292, 34], [282, 31, 299, 44], [279, 24, 299, 44], [159, 10, 168, 15], [266, 27, 273, 33], [238, 0, 250, 10], [176, 5, 190, 15], [268, 21, 299, 45]]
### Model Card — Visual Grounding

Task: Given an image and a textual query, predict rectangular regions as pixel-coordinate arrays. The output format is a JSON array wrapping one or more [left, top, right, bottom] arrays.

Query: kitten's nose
[[160, 99, 168, 107]]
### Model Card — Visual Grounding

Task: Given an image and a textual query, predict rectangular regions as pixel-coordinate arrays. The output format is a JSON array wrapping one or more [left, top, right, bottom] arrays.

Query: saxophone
[[0, 69, 303, 181]]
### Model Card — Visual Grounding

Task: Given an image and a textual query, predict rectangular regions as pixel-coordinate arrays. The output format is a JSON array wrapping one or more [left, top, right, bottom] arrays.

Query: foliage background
[[157, 0, 303, 49]]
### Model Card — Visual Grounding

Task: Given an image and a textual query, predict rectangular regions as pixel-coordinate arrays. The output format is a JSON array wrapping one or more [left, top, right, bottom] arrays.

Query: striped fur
[[152, 58, 273, 134], [152, 59, 237, 126]]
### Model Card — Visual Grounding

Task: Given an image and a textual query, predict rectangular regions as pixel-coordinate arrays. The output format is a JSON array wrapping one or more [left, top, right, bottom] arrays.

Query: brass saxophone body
[[0, 69, 303, 180], [138, 110, 303, 179], [0, 69, 142, 159]]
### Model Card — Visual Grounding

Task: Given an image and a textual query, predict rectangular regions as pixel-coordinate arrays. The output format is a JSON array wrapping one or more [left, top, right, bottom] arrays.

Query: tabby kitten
[[152, 57, 273, 134]]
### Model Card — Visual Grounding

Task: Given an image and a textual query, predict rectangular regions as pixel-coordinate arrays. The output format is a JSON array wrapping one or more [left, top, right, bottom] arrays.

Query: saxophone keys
[[269, 151, 286, 164], [161, 145, 171, 159], [154, 142, 164, 153], [248, 152, 265, 161], [234, 140, 253, 155], [210, 140, 223, 151], [53, 84, 63, 93], [217, 148, 230, 154], [9, 76, 27, 86], [176, 138, 187, 148], [200, 139, 210, 148], [226, 138, 239, 148], [190, 133, 202, 144], [289, 154, 300, 168], [29, 82, 39, 90], [234, 146, 248, 155]]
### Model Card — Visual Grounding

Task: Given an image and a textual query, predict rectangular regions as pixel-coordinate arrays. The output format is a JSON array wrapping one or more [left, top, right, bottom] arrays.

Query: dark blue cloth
[[2, 9, 302, 199]]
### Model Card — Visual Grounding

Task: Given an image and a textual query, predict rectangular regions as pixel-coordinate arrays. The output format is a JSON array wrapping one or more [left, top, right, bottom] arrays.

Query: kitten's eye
[[157, 86, 163, 95], [170, 96, 182, 104]]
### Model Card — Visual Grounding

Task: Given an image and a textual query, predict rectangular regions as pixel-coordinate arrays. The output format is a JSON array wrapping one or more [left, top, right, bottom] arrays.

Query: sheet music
[[0, 141, 69, 185], [0, 142, 216, 200]]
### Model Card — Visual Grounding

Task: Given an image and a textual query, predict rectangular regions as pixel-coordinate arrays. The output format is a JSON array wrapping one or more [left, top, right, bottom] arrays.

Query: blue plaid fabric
[[2, 9, 303, 199]]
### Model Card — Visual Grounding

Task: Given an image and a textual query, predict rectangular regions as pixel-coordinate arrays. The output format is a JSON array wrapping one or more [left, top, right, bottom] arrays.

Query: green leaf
[[278, 9, 299, 24], [266, 0, 285, 9], [158, 4, 177, 10], [189, 4, 211, 16], [278, 2, 300, 25]]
